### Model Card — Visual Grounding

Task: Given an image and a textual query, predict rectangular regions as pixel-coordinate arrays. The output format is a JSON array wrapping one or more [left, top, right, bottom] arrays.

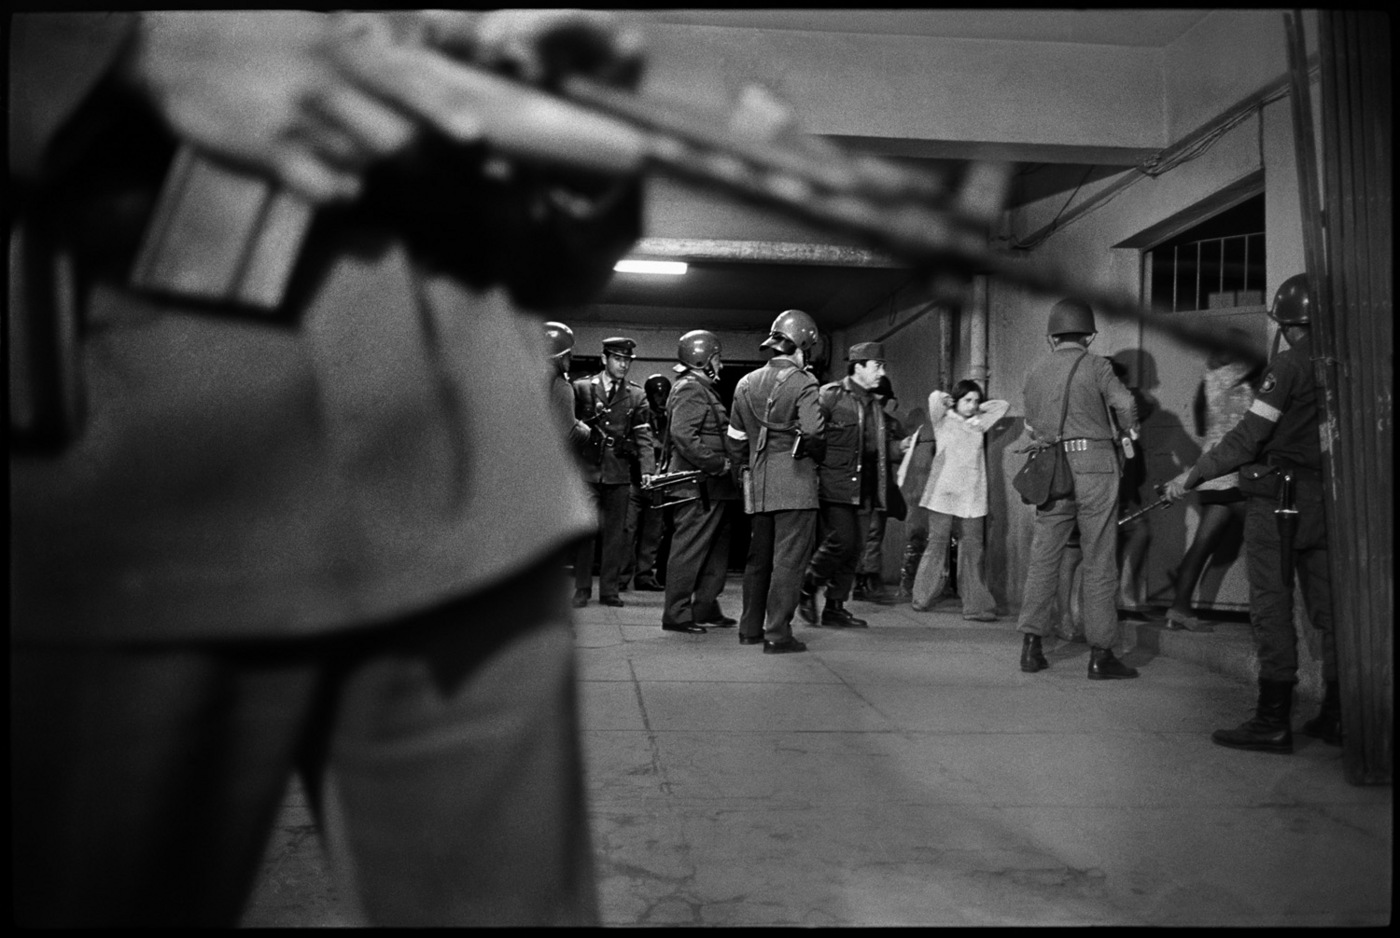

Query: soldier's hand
[[1162, 475, 1190, 504], [423, 9, 644, 93], [124, 12, 420, 204]]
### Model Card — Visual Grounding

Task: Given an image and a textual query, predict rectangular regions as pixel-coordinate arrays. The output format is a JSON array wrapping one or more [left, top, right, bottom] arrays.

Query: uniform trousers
[[619, 484, 643, 586], [910, 512, 996, 617], [573, 481, 631, 600], [1244, 478, 1337, 684], [740, 509, 818, 643], [808, 501, 864, 602], [662, 498, 734, 627], [633, 494, 671, 584], [858, 508, 887, 576], [11, 554, 596, 928], [1016, 457, 1121, 649]]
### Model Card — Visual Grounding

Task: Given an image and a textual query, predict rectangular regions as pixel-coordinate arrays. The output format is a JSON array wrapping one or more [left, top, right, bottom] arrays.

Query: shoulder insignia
[[1259, 372, 1277, 394]]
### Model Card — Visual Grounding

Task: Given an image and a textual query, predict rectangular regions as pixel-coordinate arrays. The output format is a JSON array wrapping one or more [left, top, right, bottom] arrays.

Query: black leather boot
[[821, 600, 869, 628], [1087, 646, 1139, 680], [860, 574, 894, 605], [797, 574, 820, 625], [852, 575, 870, 602], [1019, 633, 1048, 673], [1302, 679, 1343, 746], [1212, 679, 1294, 753]]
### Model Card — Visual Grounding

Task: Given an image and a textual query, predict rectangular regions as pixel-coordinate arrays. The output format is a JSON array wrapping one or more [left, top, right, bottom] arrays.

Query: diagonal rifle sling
[[753, 365, 803, 454]]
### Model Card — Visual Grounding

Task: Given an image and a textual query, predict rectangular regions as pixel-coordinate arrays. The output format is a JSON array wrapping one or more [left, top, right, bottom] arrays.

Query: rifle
[[1118, 485, 1173, 527], [125, 12, 1267, 374]]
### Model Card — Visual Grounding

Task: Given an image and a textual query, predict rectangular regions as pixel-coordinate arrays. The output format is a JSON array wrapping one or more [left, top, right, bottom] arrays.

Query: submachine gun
[[642, 470, 710, 511]]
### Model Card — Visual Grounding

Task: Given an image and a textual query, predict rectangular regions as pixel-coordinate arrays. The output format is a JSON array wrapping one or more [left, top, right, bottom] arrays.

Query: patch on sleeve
[[1258, 372, 1277, 394]]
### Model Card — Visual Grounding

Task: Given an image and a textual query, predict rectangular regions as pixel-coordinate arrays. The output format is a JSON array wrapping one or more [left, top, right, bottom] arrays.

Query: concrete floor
[[241, 577, 1392, 927]]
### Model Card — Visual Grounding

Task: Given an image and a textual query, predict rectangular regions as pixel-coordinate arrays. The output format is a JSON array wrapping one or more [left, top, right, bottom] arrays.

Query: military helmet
[[643, 373, 672, 401], [1046, 298, 1096, 336], [760, 308, 820, 354], [543, 320, 574, 359], [678, 330, 722, 369], [1269, 274, 1313, 326]]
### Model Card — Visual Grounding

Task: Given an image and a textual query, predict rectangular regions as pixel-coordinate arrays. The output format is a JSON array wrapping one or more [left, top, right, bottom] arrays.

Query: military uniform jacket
[[8, 13, 635, 645], [1023, 346, 1138, 476], [665, 369, 738, 502], [725, 358, 825, 512], [1187, 335, 1321, 493], [573, 372, 656, 485], [816, 376, 906, 508]]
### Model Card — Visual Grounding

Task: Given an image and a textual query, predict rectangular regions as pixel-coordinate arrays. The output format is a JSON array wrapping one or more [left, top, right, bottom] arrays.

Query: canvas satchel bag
[[1013, 351, 1086, 507]]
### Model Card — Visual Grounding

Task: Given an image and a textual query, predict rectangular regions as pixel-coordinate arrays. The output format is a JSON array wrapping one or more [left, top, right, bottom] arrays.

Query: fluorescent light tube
[[613, 259, 688, 275]]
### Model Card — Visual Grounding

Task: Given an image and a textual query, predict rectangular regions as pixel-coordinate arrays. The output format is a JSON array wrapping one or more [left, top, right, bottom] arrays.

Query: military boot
[[1301, 679, 1343, 746], [1087, 646, 1139, 680], [821, 600, 869, 628], [797, 574, 821, 625], [1212, 679, 1294, 753], [860, 574, 894, 605], [1019, 633, 1048, 673]]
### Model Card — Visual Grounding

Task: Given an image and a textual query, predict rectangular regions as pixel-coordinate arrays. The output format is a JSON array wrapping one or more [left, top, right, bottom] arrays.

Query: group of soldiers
[[545, 309, 912, 653], [547, 275, 1342, 750]]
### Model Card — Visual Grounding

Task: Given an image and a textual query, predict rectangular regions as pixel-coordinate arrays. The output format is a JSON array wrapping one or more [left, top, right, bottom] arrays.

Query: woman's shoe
[[1164, 610, 1214, 633]]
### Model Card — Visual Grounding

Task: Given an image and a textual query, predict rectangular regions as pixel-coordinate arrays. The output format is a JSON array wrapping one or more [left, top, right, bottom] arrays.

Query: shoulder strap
[[1053, 350, 1088, 441]]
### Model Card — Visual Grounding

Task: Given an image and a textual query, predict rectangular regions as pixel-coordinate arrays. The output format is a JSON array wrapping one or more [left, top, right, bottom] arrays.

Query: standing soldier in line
[[725, 310, 827, 654], [798, 342, 909, 630], [852, 376, 904, 605], [630, 374, 674, 592], [1015, 299, 1141, 679], [571, 337, 654, 608], [660, 332, 739, 634], [1163, 275, 1340, 753]]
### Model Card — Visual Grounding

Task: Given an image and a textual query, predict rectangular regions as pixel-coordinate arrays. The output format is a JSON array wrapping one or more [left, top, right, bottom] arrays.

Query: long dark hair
[[949, 379, 984, 406]]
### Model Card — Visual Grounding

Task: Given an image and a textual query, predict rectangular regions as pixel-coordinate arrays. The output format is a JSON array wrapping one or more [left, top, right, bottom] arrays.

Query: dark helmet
[[1269, 274, 1313, 326], [643, 373, 672, 402], [760, 308, 820, 354], [544, 321, 574, 360], [1047, 298, 1096, 336], [678, 330, 722, 370]]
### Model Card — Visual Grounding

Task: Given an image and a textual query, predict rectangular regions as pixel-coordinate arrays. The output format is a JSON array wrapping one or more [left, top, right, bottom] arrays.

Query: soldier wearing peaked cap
[[571, 336, 655, 607], [798, 341, 912, 629]]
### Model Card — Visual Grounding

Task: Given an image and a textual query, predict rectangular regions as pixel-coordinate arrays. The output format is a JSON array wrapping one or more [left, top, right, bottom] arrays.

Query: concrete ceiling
[[588, 10, 1216, 336]]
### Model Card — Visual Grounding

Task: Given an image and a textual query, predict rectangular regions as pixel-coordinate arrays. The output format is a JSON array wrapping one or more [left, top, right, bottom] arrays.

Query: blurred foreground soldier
[[660, 331, 739, 633], [1015, 299, 1141, 679], [1163, 275, 1339, 753], [726, 309, 826, 653], [630, 373, 673, 591], [9, 9, 645, 926], [572, 336, 655, 607], [799, 342, 909, 629]]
